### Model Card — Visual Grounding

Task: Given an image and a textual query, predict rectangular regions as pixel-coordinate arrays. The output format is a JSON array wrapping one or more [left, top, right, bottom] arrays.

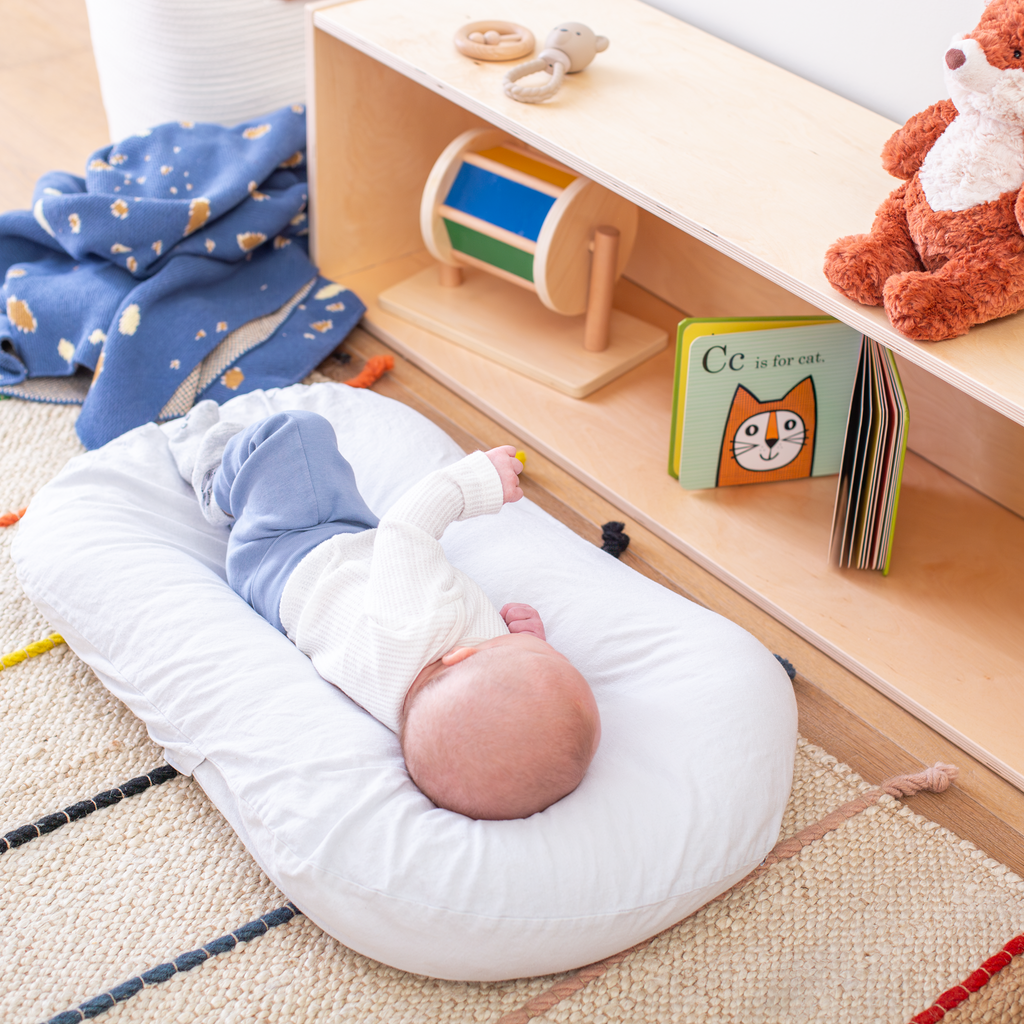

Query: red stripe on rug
[[909, 934, 1024, 1023]]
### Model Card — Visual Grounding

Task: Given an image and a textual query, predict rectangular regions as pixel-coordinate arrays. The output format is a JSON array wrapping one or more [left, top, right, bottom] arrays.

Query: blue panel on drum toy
[[444, 163, 555, 241]]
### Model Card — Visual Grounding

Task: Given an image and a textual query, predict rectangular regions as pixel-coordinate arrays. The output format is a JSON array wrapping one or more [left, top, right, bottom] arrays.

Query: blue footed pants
[[212, 410, 379, 631]]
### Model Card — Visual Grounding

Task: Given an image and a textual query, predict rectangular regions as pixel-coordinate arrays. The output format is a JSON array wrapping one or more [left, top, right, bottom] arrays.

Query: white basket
[[85, 0, 307, 141]]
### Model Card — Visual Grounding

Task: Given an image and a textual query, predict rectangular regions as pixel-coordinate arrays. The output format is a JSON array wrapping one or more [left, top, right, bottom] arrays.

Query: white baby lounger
[[12, 383, 797, 981]]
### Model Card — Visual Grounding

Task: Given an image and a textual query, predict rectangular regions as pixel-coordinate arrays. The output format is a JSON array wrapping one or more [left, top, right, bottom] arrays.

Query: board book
[[668, 318, 909, 572], [829, 338, 909, 576], [670, 318, 860, 488]]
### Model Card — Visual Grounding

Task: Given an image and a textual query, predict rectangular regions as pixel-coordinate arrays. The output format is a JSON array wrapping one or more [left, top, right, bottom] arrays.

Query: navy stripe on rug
[[2, 764, 179, 853], [43, 903, 303, 1023]]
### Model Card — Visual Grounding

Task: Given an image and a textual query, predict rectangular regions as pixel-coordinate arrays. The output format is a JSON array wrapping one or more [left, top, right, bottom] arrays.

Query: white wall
[[643, 0, 986, 125]]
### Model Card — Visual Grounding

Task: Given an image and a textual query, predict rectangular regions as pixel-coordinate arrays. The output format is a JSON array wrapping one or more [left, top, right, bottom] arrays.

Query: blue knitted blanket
[[0, 105, 364, 449]]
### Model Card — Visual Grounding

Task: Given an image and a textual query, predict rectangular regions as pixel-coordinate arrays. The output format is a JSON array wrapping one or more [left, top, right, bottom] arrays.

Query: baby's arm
[[382, 446, 519, 542], [501, 603, 546, 640], [360, 448, 519, 627]]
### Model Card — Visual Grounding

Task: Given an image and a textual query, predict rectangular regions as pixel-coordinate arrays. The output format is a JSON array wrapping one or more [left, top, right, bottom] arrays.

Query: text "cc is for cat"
[[701, 345, 826, 373]]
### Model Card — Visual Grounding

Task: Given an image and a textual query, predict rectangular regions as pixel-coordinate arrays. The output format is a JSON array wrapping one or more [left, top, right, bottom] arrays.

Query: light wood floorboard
[[0, 0, 109, 213]]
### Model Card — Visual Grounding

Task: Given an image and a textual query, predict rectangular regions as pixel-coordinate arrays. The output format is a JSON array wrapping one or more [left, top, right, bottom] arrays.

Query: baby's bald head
[[401, 635, 600, 820]]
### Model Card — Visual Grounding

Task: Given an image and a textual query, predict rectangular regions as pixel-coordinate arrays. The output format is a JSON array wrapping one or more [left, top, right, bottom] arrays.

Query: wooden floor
[[0, 0, 109, 211], [4, 0, 1024, 877]]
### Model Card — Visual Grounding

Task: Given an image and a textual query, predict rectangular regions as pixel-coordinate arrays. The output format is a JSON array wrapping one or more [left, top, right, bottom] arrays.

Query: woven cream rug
[[2, 394, 1023, 1024]]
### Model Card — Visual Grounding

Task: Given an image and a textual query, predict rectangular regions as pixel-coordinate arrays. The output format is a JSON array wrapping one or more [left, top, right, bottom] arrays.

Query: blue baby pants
[[213, 410, 379, 631]]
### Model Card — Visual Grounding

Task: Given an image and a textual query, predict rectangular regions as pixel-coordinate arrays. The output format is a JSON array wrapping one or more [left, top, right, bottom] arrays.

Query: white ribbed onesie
[[279, 450, 509, 733]]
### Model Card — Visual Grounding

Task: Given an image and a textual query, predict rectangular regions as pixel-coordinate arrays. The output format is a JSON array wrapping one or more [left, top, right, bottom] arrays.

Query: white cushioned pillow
[[12, 383, 796, 981]]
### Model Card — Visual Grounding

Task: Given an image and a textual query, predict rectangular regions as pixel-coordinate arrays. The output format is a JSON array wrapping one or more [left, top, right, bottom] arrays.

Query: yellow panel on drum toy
[[378, 128, 667, 399]]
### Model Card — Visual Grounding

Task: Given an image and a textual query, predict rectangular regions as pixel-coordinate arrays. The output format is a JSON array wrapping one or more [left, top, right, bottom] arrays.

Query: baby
[[209, 409, 600, 820]]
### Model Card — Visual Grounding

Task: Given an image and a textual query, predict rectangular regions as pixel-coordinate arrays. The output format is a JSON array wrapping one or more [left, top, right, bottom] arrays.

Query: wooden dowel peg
[[439, 262, 463, 287], [583, 225, 619, 352]]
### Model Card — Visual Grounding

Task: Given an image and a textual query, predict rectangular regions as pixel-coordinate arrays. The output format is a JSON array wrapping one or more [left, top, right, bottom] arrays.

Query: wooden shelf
[[313, 0, 1024, 430], [308, 0, 1024, 790]]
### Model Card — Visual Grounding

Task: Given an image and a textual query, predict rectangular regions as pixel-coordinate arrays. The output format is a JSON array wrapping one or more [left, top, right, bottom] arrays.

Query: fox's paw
[[883, 271, 974, 341], [825, 233, 920, 306]]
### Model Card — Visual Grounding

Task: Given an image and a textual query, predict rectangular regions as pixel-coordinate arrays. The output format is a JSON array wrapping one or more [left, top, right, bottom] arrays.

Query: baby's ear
[[441, 646, 477, 666]]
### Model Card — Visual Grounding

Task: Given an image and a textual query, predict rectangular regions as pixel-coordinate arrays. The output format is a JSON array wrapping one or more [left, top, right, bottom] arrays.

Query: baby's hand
[[485, 445, 524, 504], [501, 602, 546, 640]]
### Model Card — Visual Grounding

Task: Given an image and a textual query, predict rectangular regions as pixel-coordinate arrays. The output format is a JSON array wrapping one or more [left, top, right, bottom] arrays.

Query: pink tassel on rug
[[883, 764, 957, 798], [761, 763, 958, 868]]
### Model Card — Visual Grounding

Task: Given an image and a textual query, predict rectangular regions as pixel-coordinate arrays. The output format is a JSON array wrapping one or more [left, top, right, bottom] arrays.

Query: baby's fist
[[500, 602, 546, 640], [485, 445, 524, 503]]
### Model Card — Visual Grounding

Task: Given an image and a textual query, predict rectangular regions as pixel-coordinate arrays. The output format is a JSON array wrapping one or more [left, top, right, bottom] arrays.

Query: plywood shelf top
[[315, 0, 1024, 428]]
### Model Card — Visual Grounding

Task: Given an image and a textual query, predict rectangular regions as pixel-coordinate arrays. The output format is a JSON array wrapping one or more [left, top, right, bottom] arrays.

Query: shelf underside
[[336, 252, 1024, 791]]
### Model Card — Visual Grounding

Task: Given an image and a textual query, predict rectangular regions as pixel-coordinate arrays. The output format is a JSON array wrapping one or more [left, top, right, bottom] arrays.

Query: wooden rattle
[[454, 21, 534, 62], [504, 22, 609, 104]]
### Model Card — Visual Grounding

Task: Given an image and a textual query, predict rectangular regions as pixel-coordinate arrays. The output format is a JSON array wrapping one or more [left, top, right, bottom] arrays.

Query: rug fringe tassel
[[0, 632, 64, 671], [882, 763, 958, 798], [0, 506, 27, 527], [343, 354, 394, 389]]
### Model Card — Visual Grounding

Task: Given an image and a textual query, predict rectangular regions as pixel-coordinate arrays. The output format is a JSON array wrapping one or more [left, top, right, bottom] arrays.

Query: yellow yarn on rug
[[0, 632, 64, 670]]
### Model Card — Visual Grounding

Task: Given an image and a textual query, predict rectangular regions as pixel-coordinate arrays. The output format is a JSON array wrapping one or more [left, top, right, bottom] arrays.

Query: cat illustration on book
[[716, 376, 817, 486]]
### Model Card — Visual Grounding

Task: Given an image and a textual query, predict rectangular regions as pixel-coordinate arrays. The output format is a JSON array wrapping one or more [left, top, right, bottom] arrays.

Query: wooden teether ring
[[454, 21, 534, 62]]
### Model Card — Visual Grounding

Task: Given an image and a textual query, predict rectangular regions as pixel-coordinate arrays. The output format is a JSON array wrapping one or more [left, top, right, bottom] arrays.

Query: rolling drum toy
[[378, 128, 667, 398], [423, 128, 637, 344]]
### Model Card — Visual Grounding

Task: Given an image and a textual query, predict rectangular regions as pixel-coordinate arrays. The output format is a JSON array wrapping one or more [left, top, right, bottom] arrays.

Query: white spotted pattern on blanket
[[0, 106, 365, 449]]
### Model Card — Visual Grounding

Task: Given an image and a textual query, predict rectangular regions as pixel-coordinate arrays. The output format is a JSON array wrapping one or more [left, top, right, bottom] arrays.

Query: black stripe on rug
[[1, 764, 179, 853], [43, 903, 303, 1024]]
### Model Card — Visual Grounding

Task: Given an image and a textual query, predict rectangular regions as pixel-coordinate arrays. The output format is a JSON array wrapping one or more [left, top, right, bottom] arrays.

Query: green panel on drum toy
[[442, 219, 535, 282]]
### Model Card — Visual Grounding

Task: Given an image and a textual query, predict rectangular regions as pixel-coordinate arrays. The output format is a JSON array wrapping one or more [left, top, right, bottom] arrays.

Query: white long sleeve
[[279, 451, 509, 732]]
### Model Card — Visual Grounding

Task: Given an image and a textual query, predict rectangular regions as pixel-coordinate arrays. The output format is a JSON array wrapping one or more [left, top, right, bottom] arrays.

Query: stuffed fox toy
[[824, 0, 1024, 341]]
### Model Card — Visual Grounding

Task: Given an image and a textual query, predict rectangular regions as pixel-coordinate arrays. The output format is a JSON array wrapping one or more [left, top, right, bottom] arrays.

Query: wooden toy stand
[[378, 128, 667, 397]]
